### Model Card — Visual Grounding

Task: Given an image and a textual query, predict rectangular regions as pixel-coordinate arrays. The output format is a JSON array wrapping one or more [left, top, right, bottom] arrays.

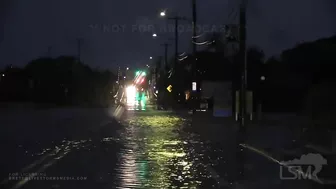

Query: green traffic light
[[135, 91, 140, 101]]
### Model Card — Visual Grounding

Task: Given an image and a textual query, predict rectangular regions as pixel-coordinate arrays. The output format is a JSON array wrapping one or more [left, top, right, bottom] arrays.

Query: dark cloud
[[0, 0, 335, 69], [247, 0, 336, 55]]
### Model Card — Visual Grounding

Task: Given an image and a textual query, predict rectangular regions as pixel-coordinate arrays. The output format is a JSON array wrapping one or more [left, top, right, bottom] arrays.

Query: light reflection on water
[[1, 139, 95, 189], [4, 113, 216, 189], [15, 139, 92, 160], [115, 114, 207, 189]]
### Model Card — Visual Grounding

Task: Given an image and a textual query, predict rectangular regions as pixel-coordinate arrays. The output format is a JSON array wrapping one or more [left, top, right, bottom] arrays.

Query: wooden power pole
[[161, 43, 171, 73], [238, 0, 247, 181]]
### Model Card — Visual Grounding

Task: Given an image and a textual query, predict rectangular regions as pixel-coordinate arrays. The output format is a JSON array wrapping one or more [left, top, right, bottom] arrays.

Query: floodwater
[[114, 112, 216, 188], [0, 108, 324, 189], [0, 109, 221, 189], [113, 115, 218, 188]]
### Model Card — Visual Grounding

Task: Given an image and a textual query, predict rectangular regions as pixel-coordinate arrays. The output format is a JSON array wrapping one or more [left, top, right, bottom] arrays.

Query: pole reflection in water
[[116, 114, 202, 188], [119, 141, 141, 187]]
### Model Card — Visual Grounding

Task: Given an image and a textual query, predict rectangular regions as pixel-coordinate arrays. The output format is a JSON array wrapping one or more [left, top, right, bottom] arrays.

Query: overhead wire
[[179, 52, 186, 57], [178, 55, 188, 61], [192, 33, 204, 39], [190, 0, 239, 47], [192, 40, 213, 46]]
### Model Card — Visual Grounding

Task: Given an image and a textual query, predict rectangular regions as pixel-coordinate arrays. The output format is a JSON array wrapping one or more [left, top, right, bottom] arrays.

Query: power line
[[179, 52, 186, 57], [192, 33, 204, 39], [192, 40, 212, 45]]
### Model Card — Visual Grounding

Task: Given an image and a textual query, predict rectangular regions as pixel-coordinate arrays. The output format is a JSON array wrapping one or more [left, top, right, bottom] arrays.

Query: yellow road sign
[[167, 85, 172, 92]]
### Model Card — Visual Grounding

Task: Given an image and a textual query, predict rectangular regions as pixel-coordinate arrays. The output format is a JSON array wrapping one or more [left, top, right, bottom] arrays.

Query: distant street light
[[126, 67, 129, 70], [150, 57, 153, 59], [261, 76, 265, 81], [152, 33, 157, 37], [160, 11, 166, 17], [1, 74, 4, 77]]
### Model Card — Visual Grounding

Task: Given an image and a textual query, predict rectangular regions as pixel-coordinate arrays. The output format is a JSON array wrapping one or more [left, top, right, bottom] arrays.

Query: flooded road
[[0, 108, 219, 189], [115, 111, 215, 188], [1, 108, 328, 189]]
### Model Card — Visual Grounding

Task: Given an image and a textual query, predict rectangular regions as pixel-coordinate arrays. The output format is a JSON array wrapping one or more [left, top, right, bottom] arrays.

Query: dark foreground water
[[0, 108, 221, 189], [0, 108, 333, 189]]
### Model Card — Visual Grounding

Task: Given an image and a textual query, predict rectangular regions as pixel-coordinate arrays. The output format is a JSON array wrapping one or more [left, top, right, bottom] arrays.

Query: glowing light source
[[126, 85, 136, 105], [192, 82, 197, 91]]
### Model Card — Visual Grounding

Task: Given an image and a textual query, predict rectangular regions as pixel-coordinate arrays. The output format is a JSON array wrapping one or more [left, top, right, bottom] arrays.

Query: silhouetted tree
[[0, 66, 27, 101], [263, 35, 336, 114], [0, 56, 116, 106], [246, 47, 265, 88], [301, 80, 336, 147]]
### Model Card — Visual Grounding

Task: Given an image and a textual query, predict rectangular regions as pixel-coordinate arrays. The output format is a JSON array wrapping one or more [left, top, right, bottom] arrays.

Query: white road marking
[[240, 143, 336, 185]]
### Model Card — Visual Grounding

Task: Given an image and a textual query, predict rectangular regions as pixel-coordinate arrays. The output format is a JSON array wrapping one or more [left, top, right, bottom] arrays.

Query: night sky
[[0, 0, 335, 71]]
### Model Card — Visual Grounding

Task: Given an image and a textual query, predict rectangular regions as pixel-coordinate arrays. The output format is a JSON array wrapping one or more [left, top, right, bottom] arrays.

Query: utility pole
[[174, 18, 179, 70], [191, 0, 197, 110], [238, 0, 247, 181], [164, 16, 186, 107], [239, 0, 247, 131], [192, 0, 197, 55], [166, 16, 186, 71], [161, 43, 170, 73]]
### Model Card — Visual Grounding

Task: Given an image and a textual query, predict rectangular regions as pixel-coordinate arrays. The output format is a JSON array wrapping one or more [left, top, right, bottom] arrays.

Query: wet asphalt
[[0, 107, 333, 189]]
